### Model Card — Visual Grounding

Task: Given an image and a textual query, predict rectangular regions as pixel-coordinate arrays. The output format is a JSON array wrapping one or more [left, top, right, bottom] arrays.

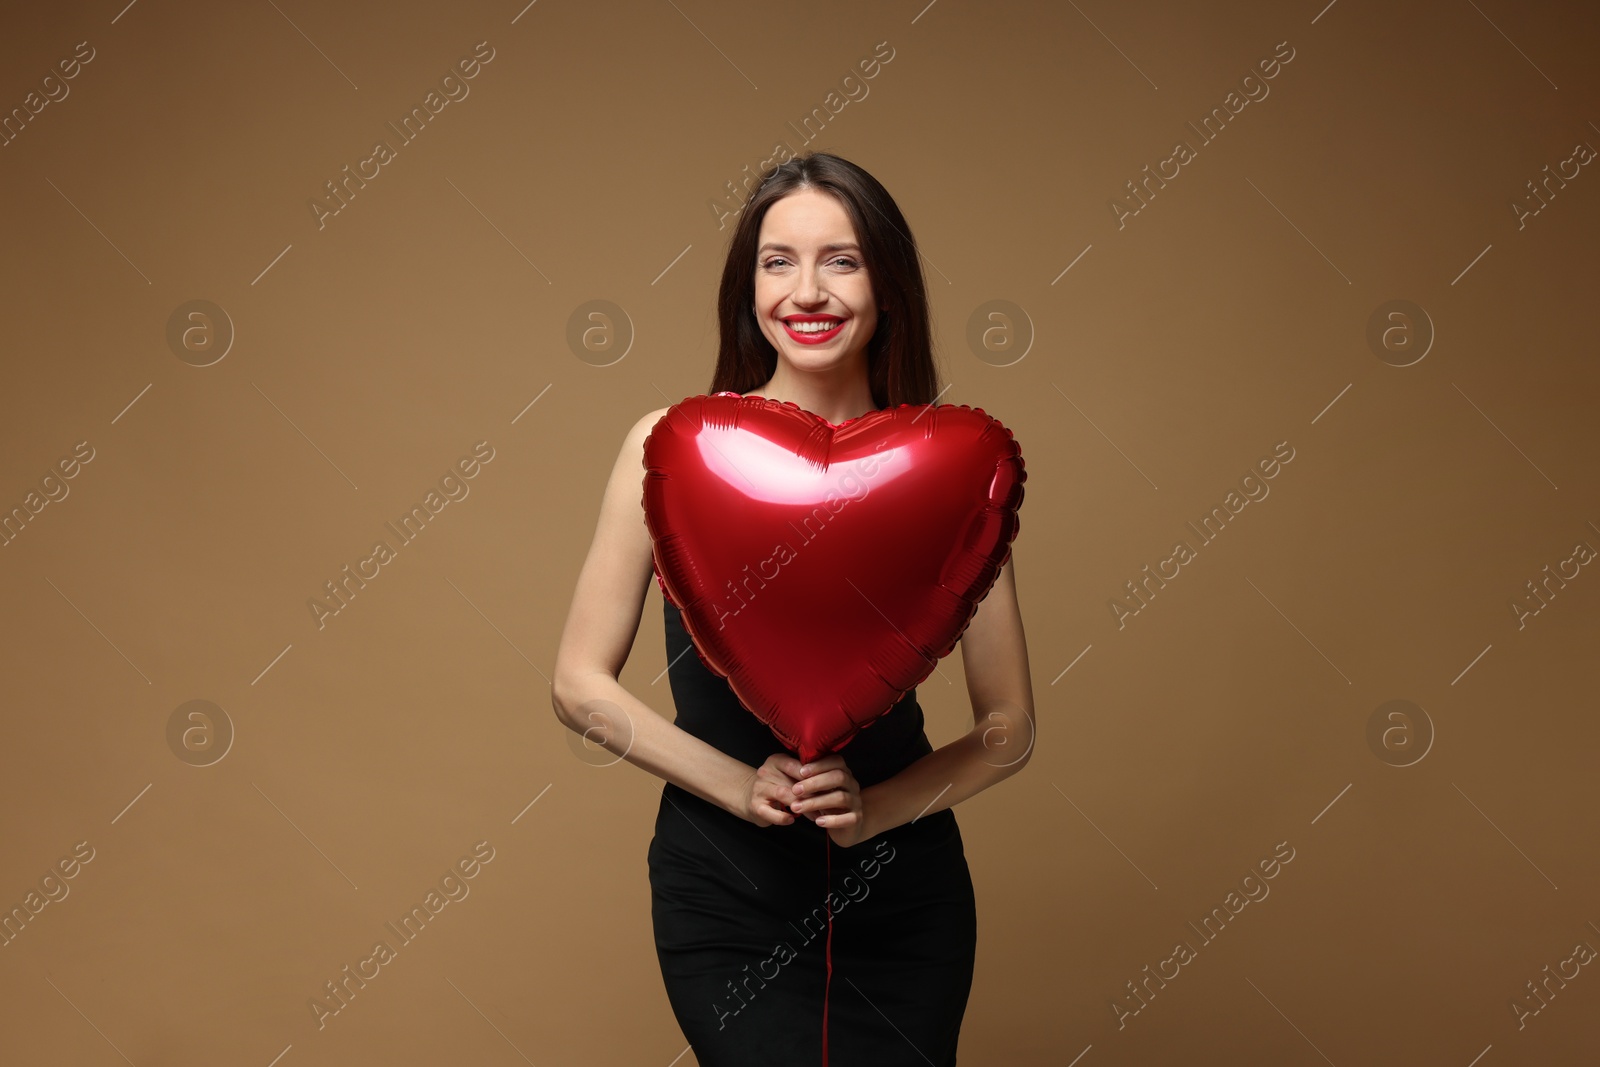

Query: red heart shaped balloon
[[642, 392, 1026, 763]]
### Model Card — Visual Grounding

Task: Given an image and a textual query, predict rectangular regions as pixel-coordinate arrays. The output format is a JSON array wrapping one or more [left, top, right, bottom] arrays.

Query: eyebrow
[[757, 242, 861, 254]]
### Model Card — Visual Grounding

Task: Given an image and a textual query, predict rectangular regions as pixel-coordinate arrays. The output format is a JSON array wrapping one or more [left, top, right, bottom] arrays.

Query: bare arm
[[550, 408, 799, 826], [854, 555, 1036, 837]]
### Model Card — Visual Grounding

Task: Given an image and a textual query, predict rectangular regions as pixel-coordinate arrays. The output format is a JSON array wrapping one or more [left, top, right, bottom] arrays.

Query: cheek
[[848, 282, 877, 321]]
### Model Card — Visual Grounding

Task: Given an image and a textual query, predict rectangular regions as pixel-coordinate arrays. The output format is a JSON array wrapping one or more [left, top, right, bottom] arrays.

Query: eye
[[759, 255, 861, 270]]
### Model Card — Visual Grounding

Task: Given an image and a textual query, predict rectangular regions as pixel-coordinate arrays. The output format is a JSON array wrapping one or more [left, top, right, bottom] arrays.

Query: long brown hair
[[709, 152, 940, 409]]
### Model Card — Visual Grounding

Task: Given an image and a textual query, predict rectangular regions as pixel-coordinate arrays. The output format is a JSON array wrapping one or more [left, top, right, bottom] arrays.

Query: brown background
[[2, 0, 1597, 1063]]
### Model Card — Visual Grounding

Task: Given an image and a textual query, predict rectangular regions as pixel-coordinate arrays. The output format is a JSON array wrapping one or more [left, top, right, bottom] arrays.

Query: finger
[[804, 805, 857, 827], [792, 789, 851, 813], [817, 810, 858, 828], [776, 756, 806, 778], [791, 770, 843, 796], [799, 755, 846, 777], [757, 798, 796, 825]]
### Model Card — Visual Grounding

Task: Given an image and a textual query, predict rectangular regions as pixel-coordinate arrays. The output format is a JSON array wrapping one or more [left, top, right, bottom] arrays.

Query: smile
[[781, 317, 846, 345]]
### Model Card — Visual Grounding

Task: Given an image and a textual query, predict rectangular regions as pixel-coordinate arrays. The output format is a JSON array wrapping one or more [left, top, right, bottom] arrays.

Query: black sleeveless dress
[[648, 596, 978, 1066]]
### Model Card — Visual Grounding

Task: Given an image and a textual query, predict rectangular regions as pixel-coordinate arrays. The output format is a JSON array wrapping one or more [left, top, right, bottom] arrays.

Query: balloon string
[[822, 830, 833, 1067]]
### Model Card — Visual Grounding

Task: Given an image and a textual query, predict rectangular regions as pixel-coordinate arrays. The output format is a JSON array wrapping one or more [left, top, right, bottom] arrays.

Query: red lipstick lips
[[780, 315, 846, 345]]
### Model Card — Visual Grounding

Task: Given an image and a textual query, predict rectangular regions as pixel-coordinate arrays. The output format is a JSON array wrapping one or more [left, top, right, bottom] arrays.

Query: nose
[[792, 262, 825, 306]]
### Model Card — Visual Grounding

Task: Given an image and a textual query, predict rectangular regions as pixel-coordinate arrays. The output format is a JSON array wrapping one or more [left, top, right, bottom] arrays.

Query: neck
[[748, 358, 876, 426]]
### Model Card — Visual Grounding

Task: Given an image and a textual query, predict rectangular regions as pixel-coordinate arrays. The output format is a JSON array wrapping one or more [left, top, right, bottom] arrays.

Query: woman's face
[[753, 187, 880, 373]]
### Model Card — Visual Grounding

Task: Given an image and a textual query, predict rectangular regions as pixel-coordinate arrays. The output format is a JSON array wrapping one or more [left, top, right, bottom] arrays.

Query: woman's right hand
[[740, 754, 805, 826]]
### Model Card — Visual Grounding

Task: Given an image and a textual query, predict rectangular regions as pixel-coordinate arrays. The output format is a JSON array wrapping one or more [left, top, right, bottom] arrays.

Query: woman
[[551, 152, 1035, 1065]]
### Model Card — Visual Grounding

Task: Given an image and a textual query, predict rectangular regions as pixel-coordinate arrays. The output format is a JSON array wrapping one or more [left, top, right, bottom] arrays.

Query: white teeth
[[787, 320, 841, 333]]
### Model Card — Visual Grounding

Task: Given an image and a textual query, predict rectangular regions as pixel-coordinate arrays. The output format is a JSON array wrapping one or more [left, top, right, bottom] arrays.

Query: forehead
[[757, 188, 858, 247]]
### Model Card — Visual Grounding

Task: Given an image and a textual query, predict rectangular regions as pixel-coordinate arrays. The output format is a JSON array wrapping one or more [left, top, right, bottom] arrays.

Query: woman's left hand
[[788, 755, 870, 848]]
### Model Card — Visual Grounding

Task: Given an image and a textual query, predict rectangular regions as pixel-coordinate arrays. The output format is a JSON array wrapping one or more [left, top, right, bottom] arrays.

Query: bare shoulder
[[600, 407, 672, 512], [633, 406, 671, 441], [619, 406, 672, 467]]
